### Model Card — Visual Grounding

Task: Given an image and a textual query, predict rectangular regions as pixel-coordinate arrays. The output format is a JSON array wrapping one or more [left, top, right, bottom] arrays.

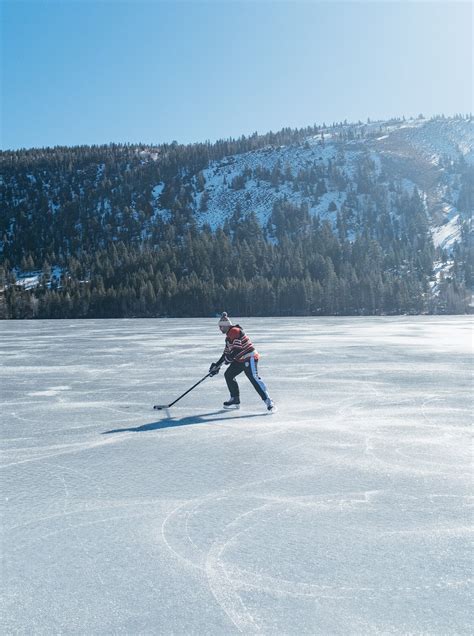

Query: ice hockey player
[[209, 312, 276, 412]]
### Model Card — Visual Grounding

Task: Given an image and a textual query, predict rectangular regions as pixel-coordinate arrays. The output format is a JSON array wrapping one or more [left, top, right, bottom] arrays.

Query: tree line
[[1, 196, 470, 319], [1, 116, 472, 318]]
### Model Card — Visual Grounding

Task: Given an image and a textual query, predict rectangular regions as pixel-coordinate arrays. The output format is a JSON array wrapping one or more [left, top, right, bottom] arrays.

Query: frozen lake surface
[[1, 317, 472, 634]]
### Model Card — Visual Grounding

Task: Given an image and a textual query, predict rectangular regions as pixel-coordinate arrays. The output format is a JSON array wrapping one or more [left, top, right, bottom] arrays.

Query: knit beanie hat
[[218, 312, 233, 329]]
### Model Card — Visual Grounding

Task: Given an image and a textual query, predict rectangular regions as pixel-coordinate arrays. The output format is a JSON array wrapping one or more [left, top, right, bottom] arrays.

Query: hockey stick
[[153, 365, 221, 410]]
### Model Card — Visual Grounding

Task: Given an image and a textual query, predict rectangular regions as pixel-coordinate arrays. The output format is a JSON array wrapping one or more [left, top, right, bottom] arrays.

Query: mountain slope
[[182, 117, 472, 249], [0, 115, 472, 318]]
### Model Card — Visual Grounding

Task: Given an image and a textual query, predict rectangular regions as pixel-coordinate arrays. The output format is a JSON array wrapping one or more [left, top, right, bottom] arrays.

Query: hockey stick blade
[[153, 369, 217, 411]]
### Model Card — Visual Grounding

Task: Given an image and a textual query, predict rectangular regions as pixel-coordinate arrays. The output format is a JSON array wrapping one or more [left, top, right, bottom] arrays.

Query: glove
[[209, 362, 220, 376]]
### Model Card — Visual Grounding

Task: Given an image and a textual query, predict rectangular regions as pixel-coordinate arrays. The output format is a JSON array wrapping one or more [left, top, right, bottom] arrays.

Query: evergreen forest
[[1, 117, 472, 318]]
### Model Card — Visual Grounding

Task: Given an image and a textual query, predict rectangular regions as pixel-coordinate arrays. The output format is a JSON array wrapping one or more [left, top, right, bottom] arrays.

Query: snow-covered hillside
[[1, 115, 472, 318], [375, 117, 474, 166], [193, 140, 340, 230], [150, 116, 472, 250]]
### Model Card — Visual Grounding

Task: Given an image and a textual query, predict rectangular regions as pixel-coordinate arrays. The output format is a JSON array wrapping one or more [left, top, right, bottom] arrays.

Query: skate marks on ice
[[2, 317, 472, 633], [160, 470, 472, 633]]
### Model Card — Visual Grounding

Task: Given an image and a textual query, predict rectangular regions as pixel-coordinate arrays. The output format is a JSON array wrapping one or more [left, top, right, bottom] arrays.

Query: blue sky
[[1, 0, 472, 150]]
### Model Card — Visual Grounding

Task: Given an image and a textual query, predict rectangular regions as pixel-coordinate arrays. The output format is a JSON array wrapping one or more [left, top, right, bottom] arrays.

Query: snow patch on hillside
[[399, 119, 474, 165], [432, 212, 461, 250], [185, 118, 472, 243], [13, 266, 63, 290], [194, 141, 351, 230]]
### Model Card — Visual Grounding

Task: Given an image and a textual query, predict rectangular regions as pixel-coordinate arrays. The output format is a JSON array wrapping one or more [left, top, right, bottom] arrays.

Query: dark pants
[[224, 357, 269, 402]]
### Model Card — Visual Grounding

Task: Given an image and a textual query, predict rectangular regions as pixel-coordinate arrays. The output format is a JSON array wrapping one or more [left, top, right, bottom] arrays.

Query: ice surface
[[1, 317, 472, 634]]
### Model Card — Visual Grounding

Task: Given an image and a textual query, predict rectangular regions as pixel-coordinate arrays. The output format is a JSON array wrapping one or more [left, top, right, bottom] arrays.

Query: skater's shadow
[[102, 409, 265, 435]]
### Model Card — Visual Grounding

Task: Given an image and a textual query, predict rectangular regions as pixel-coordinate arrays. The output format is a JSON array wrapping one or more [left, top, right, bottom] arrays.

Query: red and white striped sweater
[[223, 325, 259, 363]]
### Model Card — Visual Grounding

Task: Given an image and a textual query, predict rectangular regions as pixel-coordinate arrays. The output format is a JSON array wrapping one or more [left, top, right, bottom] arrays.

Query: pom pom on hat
[[218, 312, 233, 328]]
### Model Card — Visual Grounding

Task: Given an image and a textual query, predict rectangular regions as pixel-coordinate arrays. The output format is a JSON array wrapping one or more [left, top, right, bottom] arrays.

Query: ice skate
[[265, 398, 277, 413], [223, 396, 240, 409]]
